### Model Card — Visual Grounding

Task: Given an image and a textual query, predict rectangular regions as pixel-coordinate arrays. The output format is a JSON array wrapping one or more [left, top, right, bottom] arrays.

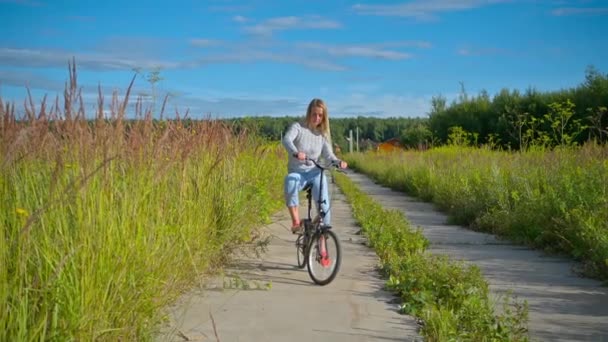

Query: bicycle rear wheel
[[296, 235, 307, 269], [307, 229, 341, 285]]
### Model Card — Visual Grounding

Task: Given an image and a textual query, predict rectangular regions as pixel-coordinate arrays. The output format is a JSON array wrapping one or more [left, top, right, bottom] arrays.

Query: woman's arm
[[282, 122, 300, 156], [321, 137, 338, 162], [321, 137, 348, 169]]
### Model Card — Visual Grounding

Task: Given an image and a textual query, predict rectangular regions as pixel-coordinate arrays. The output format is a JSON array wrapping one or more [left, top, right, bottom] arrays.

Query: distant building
[[359, 138, 378, 151], [377, 137, 403, 152]]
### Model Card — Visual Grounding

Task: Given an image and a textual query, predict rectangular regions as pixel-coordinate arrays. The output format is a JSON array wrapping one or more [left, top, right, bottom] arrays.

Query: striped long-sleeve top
[[282, 121, 339, 173]]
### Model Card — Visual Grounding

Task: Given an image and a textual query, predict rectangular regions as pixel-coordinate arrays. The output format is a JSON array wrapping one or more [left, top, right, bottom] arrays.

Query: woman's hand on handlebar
[[331, 159, 347, 169], [292, 153, 347, 170]]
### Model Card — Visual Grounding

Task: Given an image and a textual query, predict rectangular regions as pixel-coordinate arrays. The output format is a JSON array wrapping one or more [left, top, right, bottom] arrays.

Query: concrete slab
[[347, 172, 608, 342], [155, 188, 422, 342]]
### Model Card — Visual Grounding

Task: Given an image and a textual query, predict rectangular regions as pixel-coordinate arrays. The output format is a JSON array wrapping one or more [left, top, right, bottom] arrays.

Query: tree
[[544, 99, 585, 146], [400, 122, 432, 149], [586, 106, 608, 141]]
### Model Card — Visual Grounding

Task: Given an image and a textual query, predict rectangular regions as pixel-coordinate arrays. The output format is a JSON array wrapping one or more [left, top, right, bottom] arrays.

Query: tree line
[[428, 66, 608, 150], [225, 66, 607, 151], [224, 115, 428, 152]]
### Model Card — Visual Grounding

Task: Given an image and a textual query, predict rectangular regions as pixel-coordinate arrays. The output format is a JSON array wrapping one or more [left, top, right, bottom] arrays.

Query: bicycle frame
[[301, 157, 341, 230]]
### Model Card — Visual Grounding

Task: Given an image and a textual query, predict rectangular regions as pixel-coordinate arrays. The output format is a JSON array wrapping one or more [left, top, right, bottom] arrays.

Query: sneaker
[[319, 249, 330, 267], [320, 256, 331, 267]]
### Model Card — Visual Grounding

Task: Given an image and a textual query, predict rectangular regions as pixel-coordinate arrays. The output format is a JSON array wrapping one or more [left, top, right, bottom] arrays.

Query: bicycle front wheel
[[307, 229, 342, 285]]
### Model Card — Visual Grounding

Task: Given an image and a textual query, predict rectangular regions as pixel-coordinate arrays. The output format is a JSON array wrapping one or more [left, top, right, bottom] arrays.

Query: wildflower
[[16, 208, 29, 217]]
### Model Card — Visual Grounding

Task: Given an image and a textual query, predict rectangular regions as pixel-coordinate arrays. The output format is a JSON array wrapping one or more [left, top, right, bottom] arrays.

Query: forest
[[224, 66, 608, 151]]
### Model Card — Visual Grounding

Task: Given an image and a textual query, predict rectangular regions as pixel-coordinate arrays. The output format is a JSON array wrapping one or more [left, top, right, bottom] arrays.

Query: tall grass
[[345, 145, 608, 280], [1, 65, 284, 340]]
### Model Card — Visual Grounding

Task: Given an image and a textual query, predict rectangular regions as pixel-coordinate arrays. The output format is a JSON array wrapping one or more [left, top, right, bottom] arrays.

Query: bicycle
[[293, 156, 344, 286]]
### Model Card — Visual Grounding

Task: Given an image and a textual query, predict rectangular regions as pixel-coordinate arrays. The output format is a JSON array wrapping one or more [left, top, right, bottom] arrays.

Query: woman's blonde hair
[[304, 98, 331, 142]]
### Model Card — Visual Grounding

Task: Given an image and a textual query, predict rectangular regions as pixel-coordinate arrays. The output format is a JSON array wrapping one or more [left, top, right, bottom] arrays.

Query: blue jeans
[[284, 170, 331, 226]]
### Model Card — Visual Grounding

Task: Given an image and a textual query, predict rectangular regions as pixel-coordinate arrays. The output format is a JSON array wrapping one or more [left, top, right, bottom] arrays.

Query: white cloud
[[2, 75, 174, 120], [2, 70, 445, 119], [172, 90, 437, 118], [0, 0, 44, 7], [298, 42, 413, 60], [457, 46, 510, 56], [176, 96, 305, 117], [232, 15, 248, 23], [331, 93, 436, 117], [0, 44, 349, 73], [0, 48, 179, 70], [352, 0, 511, 20], [383, 41, 433, 49], [1, 70, 53, 88], [2, 31, 424, 73], [243, 16, 342, 36], [551, 7, 608, 15], [94, 36, 175, 58], [66, 15, 96, 22], [191, 51, 349, 71], [207, 4, 252, 12], [190, 38, 222, 47]]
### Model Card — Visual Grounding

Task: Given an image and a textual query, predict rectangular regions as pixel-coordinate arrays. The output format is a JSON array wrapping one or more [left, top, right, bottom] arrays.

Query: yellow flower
[[16, 208, 29, 217]]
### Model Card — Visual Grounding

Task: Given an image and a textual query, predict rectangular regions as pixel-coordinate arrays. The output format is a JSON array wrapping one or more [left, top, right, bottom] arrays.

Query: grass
[[334, 172, 529, 341], [344, 145, 608, 281], [1, 65, 285, 341]]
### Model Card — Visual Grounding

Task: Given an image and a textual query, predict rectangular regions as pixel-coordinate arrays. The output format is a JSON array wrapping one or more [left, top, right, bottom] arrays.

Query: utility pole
[[356, 126, 359, 152], [347, 130, 353, 153]]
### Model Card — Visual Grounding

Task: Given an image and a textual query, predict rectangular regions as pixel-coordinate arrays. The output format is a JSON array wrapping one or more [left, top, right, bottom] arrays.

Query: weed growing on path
[[335, 173, 529, 341]]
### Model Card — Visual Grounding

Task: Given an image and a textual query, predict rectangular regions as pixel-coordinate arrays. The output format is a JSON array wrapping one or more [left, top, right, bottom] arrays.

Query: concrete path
[[346, 172, 608, 342], [156, 187, 422, 341]]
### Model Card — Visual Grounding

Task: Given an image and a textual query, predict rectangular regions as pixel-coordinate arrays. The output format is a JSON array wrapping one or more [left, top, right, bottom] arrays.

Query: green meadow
[[345, 144, 608, 281]]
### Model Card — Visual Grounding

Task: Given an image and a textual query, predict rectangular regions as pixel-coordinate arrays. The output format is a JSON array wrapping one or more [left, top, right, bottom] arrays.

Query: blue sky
[[1, 0, 607, 119]]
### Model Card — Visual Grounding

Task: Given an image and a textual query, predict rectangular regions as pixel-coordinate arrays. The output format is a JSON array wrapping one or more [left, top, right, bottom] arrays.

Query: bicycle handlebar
[[292, 153, 347, 172]]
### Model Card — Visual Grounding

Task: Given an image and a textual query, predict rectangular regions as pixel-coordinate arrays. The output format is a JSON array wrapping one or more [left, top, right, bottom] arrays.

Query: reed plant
[[1, 64, 284, 340]]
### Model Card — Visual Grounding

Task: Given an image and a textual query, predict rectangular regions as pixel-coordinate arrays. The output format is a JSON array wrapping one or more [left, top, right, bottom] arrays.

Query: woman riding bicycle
[[282, 98, 348, 234]]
